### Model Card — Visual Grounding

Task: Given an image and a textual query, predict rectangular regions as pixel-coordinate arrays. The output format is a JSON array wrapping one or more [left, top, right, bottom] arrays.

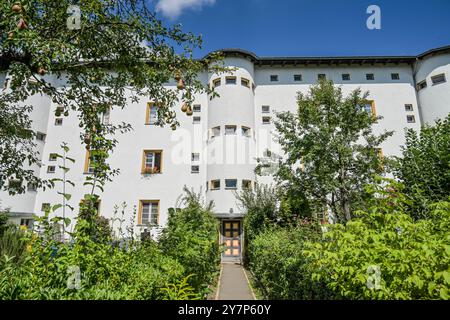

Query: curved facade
[[206, 57, 256, 216], [415, 53, 450, 124]]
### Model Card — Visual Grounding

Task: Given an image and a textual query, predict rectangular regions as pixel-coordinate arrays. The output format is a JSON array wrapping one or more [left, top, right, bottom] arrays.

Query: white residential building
[[1, 45, 449, 261]]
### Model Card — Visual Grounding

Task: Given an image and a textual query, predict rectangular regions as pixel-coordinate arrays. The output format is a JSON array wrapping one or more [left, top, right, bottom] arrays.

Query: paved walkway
[[216, 263, 255, 300]]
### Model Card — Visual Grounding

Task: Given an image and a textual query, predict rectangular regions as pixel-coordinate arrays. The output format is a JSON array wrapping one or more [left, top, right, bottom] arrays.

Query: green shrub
[[159, 187, 220, 296], [0, 227, 27, 265], [248, 179, 450, 300]]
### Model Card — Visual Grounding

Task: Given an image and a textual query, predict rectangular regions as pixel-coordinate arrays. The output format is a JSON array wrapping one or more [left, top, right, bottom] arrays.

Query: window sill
[[225, 188, 238, 190]]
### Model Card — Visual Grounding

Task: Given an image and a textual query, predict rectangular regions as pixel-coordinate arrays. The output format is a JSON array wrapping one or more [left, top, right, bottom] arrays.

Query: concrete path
[[216, 263, 255, 300]]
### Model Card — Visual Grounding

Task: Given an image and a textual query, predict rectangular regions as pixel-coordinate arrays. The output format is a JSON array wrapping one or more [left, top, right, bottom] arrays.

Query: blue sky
[[152, 0, 450, 58]]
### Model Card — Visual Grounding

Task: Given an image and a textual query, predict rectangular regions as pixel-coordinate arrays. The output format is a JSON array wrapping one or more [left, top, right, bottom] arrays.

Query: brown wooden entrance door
[[223, 220, 241, 258]]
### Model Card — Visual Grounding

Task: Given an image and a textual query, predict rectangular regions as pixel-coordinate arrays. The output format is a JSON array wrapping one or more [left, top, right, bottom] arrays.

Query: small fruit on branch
[[181, 103, 189, 113], [177, 79, 185, 90], [17, 18, 27, 30], [12, 3, 23, 13]]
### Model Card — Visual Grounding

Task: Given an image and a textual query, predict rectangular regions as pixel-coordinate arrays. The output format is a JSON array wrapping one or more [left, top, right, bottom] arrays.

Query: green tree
[[274, 80, 393, 222], [393, 115, 450, 219], [0, 0, 223, 194]]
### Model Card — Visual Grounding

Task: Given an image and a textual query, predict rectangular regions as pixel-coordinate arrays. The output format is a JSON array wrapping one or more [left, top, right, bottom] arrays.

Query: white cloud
[[156, 0, 216, 19]]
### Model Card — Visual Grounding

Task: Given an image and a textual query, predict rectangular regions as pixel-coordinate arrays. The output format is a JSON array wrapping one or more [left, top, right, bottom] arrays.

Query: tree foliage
[[393, 115, 450, 219], [274, 79, 392, 222], [0, 0, 223, 193]]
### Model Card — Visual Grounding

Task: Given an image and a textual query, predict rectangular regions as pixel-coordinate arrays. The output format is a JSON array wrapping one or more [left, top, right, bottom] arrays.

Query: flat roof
[[205, 45, 450, 66]]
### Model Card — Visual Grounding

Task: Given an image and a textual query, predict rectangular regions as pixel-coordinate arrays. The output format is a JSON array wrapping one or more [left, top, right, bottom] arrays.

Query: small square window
[[241, 78, 250, 87], [431, 73, 446, 85], [225, 179, 237, 189], [139, 201, 159, 226], [270, 75, 278, 82], [262, 116, 271, 124], [225, 125, 237, 135], [211, 126, 220, 138], [226, 77, 237, 85], [193, 104, 201, 112], [391, 73, 400, 80], [20, 218, 33, 228], [213, 78, 221, 87], [262, 105, 270, 113], [417, 80, 427, 91], [211, 180, 220, 190], [405, 104, 414, 112], [407, 115, 416, 123], [41, 203, 50, 212], [36, 132, 46, 141], [55, 118, 63, 126], [342, 74, 351, 81], [193, 116, 201, 124], [366, 74, 375, 81], [241, 126, 251, 137], [191, 153, 200, 161], [318, 74, 326, 80], [191, 165, 199, 174], [294, 74, 302, 81], [47, 166, 56, 173], [49, 153, 58, 161]]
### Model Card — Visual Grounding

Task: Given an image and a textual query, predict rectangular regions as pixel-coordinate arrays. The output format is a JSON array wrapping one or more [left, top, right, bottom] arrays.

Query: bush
[[248, 223, 324, 299], [248, 180, 450, 300], [0, 189, 220, 300], [159, 187, 220, 296]]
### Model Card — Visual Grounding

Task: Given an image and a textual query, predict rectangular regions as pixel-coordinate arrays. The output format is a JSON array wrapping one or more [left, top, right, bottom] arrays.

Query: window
[[146, 103, 158, 125], [241, 78, 250, 88], [391, 73, 400, 80], [261, 105, 270, 113], [193, 116, 201, 124], [366, 73, 375, 81], [27, 182, 37, 192], [211, 179, 220, 190], [191, 153, 200, 161], [225, 125, 237, 135], [270, 75, 278, 82], [99, 108, 111, 124], [407, 115, 416, 123], [241, 126, 251, 137], [142, 150, 162, 174], [431, 73, 446, 85], [225, 179, 237, 190], [342, 74, 351, 81], [417, 80, 427, 91], [55, 118, 63, 126], [36, 132, 46, 141], [211, 126, 220, 138], [191, 165, 199, 174], [360, 101, 376, 117], [84, 149, 96, 174], [318, 74, 326, 80], [193, 104, 201, 112], [139, 200, 159, 225], [41, 203, 50, 212], [47, 166, 56, 173], [20, 218, 33, 228], [242, 180, 252, 190], [49, 153, 58, 161], [294, 74, 302, 81], [213, 78, 221, 87], [405, 104, 414, 112], [262, 116, 271, 124], [225, 76, 237, 85]]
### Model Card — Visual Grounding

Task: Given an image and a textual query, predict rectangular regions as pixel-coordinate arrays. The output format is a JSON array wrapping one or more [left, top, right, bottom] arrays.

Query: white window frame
[[225, 179, 238, 190], [225, 125, 237, 135], [141, 201, 159, 225]]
